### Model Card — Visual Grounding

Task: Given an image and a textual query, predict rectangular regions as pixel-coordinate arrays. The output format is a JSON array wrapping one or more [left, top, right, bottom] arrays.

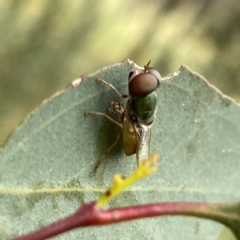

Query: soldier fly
[[85, 61, 161, 174]]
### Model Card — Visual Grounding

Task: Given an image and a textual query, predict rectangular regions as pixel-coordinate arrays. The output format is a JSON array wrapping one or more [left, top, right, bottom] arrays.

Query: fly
[[85, 61, 161, 174]]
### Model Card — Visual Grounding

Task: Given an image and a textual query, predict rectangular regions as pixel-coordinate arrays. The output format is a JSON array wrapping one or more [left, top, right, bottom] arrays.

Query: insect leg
[[93, 126, 122, 175], [97, 78, 129, 99], [84, 111, 123, 174], [84, 111, 122, 128]]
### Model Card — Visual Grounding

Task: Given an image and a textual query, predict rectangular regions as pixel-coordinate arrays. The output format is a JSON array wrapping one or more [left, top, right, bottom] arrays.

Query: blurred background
[[0, 0, 240, 145]]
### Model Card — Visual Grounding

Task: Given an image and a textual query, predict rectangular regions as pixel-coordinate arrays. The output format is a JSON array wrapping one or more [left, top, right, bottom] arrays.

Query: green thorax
[[126, 91, 158, 124]]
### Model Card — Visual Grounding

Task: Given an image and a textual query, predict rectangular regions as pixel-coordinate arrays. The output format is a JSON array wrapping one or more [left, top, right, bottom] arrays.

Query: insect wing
[[134, 121, 152, 165]]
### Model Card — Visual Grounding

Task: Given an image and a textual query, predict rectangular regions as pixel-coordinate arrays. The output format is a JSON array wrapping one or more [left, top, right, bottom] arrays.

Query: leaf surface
[[0, 60, 240, 239]]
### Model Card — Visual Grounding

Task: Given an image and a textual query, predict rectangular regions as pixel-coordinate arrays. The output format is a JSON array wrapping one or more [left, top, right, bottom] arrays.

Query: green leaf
[[0, 60, 240, 239]]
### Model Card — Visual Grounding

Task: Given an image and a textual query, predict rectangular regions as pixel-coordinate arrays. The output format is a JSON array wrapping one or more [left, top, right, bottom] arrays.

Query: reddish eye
[[147, 68, 161, 82], [129, 73, 159, 97]]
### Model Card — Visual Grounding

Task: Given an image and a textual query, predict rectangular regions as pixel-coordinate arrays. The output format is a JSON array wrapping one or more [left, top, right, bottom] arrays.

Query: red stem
[[13, 201, 230, 240]]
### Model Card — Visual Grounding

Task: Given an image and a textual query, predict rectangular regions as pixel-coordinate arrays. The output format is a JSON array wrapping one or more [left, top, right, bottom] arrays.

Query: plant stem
[[13, 201, 240, 240]]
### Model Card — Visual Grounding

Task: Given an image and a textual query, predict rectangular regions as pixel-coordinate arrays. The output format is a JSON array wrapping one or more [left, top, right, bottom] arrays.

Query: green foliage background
[[0, 0, 240, 145]]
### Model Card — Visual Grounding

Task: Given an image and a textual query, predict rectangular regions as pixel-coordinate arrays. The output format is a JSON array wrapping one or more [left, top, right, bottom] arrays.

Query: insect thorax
[[126, 91, 158, 124]]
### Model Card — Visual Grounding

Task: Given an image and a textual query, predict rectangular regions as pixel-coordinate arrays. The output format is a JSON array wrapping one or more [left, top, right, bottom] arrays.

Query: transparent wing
[[134, 122, 152, 164]]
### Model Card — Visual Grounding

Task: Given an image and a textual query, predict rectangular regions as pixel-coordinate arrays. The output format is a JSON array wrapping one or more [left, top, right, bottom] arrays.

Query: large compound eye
[[129, 73, 158, 97], [147, 68, 161, 83]]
